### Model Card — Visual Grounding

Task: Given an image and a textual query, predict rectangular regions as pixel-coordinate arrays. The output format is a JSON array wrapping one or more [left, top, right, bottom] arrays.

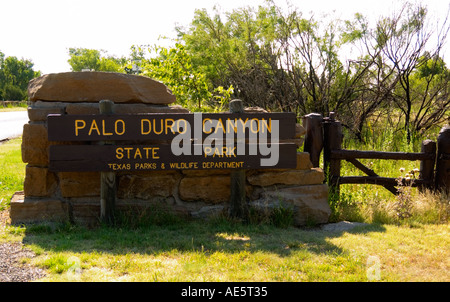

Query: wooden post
[[99, 100, 116, 225], [323, 112, 343, 197], [419, 139, 436, 192], [303, 113, 323, 167], [228, 99, 249, 221], [435, 126, 450, 194]]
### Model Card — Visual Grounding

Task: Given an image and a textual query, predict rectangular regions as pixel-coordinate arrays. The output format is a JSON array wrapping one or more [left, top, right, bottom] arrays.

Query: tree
[[131, 43, 213, 111], [67, 48, 126, 72], [0, 51, 40, 100], [177, 2, 381, 120], [376, 2, 450, 142]]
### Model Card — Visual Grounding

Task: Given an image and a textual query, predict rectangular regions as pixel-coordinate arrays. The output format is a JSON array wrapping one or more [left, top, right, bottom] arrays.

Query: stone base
[[250, 184, 331, 226], [10, 183, 331, 227], [9, 192, 70, 224], [9, 193, 196, 226]]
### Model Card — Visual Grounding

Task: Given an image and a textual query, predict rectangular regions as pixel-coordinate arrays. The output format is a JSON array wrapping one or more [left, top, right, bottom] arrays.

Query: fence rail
[[303, 112, 450, 196], [330, 149, 434, 161]]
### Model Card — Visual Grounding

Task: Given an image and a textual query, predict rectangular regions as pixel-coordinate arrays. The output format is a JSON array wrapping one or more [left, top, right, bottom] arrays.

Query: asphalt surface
[[0, 111, 29, 141]]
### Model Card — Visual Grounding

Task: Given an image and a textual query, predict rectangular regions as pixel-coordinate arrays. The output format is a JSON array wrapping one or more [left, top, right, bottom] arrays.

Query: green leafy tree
[[375, 2, 450, 142], [0, 51, 40, 100], [68, 48, 126, 72], [131, 43, 213, 111], [176, 3, 372, 117]]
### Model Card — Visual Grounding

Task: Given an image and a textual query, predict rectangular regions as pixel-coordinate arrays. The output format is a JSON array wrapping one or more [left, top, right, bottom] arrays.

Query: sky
[[1, 0, 449, 74]]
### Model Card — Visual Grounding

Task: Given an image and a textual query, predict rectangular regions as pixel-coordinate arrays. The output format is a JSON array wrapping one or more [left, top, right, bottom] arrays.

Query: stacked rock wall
[[10, 72, 331, 226]]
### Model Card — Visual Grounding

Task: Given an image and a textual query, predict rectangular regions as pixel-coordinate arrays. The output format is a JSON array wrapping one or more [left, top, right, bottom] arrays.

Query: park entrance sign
[[12, 72, 333, 227], [47, 111, 298, 172]]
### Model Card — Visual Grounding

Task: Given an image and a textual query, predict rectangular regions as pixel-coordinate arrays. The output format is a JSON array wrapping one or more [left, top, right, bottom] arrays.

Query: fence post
[[323, 112, 343, 196], [303, 113, 323, 168], [99, 100, 116, 225], [435, 125, 450, 194], [419, 139, 436, 192], [228, 99, 249, 221]]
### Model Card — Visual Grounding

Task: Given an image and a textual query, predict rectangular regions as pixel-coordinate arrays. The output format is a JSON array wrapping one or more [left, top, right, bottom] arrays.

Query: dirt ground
[[0, 209, 46, 282]]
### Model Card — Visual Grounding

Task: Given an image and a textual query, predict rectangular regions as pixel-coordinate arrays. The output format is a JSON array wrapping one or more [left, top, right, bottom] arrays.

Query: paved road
[[0, 111, 29, 141]]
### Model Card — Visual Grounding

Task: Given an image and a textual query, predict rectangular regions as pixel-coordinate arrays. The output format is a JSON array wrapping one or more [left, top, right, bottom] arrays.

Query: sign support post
[[99, 100, 116, 225], [228, 99, 249, 222]]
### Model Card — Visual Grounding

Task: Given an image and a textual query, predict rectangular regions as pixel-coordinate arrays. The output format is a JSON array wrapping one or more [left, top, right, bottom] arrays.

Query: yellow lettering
[[152, 147, 160, 159], [261, 118, 272, 133], [226, 119, 237, 133], [250, 118, 259, 134], [153, 119, 163, 135], [102, 120, 113, 136], [124, 147, 133, 159], [75, 120, 86, 136], [214, 118, 225, 133], [177, 119, 188, 134], [143, 147, 151, 159], [203, 118, 213, 134], [88, 120, 100, 136], [134, 148, 142, 159], [116, 148, 124, 159], [165, 119, 175, 134], [204, 146, 212, 157], [141, 119, 151, 135], [238, 118, 249, 133], [115, 119, 125, 135]]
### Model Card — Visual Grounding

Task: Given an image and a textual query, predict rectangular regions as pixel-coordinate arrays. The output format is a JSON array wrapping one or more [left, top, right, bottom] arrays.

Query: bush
[[1, 84, 25, 101]]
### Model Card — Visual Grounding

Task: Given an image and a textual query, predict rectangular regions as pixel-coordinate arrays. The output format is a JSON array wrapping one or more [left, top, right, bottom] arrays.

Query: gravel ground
[[0, 210, 46, 282]]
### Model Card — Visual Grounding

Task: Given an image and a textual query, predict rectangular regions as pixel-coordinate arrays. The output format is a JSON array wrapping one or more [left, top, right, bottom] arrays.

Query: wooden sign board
[[49, 143, 297, 172], [47, 112, 296, 141]]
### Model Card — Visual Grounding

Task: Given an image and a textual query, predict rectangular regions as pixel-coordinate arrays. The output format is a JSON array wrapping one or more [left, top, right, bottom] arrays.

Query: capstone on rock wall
[[10, 72, 331, 226]]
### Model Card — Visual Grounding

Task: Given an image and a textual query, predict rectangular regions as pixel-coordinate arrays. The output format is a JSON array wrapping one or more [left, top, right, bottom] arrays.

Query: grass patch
[[0, 102, 27, 112], [1, 218, 447, 281], [329, 126, 449, 226], [0, 137, 25, 211]]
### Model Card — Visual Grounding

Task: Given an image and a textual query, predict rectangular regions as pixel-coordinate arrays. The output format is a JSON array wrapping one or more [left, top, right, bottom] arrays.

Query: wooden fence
[[303, 112, 450, 196]]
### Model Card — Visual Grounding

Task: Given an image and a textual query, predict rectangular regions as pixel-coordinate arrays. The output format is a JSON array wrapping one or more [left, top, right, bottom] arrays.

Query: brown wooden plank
[[47, 112, 296, 142], [338, 176, 431, 187], [332, 149, 433, 161], [49, 143, 297, 172], [229, 100, 249, 221], [345, 158, 399, 195]]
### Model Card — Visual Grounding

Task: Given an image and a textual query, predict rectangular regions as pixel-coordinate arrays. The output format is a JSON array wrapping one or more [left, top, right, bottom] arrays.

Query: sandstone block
[[247, 168, 324, 187], [59, 172, 101, 197], [117, 173, 179, 199], [28, 72, 176, 104], [69, 198, 100, 226], [295, 123, 306, 138], [23, 166, 57, 197], [21, 123, 49, 165], [244, 106, 268, 113], [191, 205, 226, 220], [65, 103, 99, 115], [32, 101, 66, 108], [251, 184, 330, 226], [181, 169, 231, 177], [113, 104, 190, 114], [9, 192, 69, 224], [296, 152, 313, 170], [179, 176, 231, 203], [28, 107, 64, 122]]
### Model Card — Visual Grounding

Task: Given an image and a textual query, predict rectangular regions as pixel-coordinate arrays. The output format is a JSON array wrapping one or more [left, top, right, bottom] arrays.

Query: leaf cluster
[[0, 51, 40, 101]]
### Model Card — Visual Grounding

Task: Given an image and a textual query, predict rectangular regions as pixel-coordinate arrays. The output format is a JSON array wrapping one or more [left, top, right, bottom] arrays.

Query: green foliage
[[141, 43, 212, 111], [67, 48, 126, 72], [0, 138, 26, 211], [0, 51, 40, 100]]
